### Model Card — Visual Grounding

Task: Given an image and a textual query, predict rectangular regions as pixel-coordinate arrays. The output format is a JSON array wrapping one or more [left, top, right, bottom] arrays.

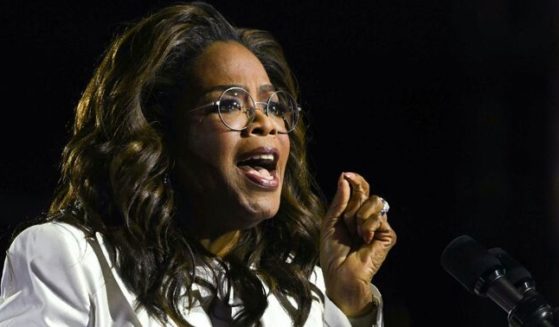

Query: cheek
[[176, 127, 237, 193], [186, 128, 237, 167]]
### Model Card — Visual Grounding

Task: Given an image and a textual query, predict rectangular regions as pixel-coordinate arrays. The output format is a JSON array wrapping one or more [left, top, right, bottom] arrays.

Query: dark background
[[1, 1, 558, 326]]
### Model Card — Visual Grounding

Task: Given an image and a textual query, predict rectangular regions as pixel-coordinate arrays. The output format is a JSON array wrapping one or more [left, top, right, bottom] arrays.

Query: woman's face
[[174, 41, 291, 237]]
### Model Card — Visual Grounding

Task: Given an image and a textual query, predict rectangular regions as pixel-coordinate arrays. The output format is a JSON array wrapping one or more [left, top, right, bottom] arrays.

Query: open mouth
[[236, 148, 280, 189]]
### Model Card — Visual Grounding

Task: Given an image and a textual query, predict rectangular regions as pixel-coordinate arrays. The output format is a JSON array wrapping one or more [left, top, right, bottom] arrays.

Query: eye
[[267, 101, 289, 117], [219, 98, 244, 113]]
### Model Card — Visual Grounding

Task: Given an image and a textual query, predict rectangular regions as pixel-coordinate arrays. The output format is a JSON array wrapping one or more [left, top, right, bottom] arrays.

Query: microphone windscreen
[[441, 235, 502, 294]]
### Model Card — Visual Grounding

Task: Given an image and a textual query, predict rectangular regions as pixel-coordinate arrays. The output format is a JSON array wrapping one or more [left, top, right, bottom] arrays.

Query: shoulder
[[7, 221, 93, 267], [10, 221, 89, 246], [1, 223, 120, 325]]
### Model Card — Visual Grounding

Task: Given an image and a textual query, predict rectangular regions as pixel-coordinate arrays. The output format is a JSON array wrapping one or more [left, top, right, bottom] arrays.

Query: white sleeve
[[312, 266, 384, 327], [324, 284, 383, 327], [0, 223, 96, 326], [346, 284, 383, 327]]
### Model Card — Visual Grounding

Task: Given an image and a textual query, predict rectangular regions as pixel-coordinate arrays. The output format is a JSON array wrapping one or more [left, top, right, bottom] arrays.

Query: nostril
[[247, 125, 278, 136], [246, 110, 278, 136]]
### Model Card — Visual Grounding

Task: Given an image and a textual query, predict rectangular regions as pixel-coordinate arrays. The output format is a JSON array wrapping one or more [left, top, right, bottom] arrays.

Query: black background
[[1, 1, 558, 326]]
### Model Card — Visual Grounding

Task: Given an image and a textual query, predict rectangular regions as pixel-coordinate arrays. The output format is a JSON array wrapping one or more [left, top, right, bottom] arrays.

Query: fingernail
[[344, 172, 354, 179]]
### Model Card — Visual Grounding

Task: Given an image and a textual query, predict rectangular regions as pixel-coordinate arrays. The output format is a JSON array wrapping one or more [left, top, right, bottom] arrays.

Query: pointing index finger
[[342, 172, 370, 219], [323, 173, 351, 226]]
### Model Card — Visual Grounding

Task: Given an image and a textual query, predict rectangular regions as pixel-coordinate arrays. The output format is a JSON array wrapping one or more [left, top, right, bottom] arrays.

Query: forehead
[[191, 41, 271, 90]]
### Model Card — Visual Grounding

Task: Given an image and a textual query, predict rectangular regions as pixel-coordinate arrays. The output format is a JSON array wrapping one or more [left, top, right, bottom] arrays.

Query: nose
[[245, 102, 278, 136]]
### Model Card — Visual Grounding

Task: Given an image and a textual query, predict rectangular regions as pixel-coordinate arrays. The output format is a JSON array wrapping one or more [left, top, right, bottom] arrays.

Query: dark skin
[[320, 172, 397, 316], [176, 41, 397, 317]]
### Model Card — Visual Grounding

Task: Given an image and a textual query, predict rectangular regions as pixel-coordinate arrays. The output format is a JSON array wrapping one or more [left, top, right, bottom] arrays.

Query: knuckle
[[363, 181, 370, 192], [357, 212, 372, 223], [353, 186, 367, 196]]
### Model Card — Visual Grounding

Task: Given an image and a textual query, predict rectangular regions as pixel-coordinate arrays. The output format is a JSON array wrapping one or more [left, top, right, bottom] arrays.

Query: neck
[[176, 196, 243, 257], [199, 230, 241, 257]]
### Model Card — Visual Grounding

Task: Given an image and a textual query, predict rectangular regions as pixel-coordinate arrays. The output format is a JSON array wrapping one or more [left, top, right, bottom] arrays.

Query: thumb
[[324, 173, 351, 226]]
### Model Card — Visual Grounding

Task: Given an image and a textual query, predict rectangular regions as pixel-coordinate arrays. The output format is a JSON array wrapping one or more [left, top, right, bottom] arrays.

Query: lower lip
[[238, 167, 280, 190]]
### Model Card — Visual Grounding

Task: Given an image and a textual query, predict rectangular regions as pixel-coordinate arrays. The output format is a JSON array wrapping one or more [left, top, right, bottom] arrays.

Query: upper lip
[[237, 146, 280, 169]]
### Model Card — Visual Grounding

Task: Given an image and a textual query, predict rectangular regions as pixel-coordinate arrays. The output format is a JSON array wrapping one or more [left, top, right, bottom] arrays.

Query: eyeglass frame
[[189, 86, 302, 133]]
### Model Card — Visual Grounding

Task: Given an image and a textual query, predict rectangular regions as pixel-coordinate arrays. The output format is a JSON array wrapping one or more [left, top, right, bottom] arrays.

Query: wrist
[[346, 300, 378, 318], [327, 282, 376, 317]]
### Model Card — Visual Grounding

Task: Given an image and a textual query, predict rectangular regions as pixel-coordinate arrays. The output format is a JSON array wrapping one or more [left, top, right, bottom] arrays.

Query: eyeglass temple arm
[[190, 101, 220, 112]]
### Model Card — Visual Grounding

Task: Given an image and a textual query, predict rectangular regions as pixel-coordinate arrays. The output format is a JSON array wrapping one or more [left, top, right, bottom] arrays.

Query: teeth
[[246, 154, 275, 161]]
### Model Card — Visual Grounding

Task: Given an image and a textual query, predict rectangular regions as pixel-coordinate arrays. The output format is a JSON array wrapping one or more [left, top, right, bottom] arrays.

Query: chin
[[238, 199, 280, 227], [248, 205, 279, 221]]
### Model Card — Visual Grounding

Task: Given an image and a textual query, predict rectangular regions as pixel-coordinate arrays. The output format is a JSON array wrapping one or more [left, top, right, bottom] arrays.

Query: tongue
[[239, 165, 273, 180], [255, 167, 272, 179]]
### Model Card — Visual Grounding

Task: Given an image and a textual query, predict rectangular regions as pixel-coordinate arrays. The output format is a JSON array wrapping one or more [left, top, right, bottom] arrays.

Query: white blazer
[[0, 222, 383, 326]]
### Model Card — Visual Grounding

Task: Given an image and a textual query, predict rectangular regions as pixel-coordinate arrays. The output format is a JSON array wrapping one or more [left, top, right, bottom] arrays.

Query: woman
[[0, 2, 396, 326]]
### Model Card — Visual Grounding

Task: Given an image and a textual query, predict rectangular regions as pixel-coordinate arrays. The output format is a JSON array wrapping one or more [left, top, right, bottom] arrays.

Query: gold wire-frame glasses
[[190, 86, 301, 133]]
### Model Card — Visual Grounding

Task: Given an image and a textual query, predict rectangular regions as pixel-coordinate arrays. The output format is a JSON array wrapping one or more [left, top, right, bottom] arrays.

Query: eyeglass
[[190, 86, 301, 133]]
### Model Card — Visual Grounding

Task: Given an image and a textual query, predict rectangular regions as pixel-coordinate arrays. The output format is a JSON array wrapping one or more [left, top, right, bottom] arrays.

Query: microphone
[[488, 248, 536, 295], [440, 235, 556, 326]]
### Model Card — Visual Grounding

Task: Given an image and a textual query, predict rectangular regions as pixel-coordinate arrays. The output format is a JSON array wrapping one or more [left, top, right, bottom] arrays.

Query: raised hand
[[319, 172, 397, 316]]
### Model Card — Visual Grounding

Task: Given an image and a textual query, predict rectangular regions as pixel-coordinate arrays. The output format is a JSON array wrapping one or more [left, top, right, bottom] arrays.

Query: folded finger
[[355, 195, 383, 241]]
